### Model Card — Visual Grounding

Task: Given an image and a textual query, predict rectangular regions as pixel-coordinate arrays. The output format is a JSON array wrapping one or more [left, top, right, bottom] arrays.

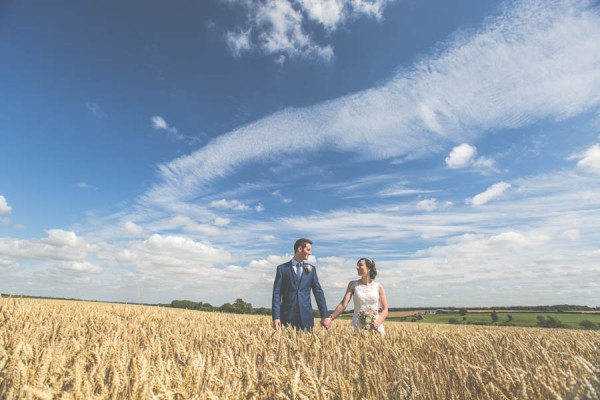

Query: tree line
[[388, 304, 600, 312], [163, 298, 272, 315]]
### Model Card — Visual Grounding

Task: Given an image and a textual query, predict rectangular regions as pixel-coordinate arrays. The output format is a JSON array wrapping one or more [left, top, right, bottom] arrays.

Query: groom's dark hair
[[294, 238, 312, 253]]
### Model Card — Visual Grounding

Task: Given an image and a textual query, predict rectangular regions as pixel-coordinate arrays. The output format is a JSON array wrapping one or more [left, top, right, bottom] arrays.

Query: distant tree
[[537, 315, 564, 328], [459, 308, 468, 316], [462, 316, 467, 321], [254, 307, 271, 315], [171, 300, 197, 310], [219, 303, 235, 313], [232, 298, 253, 314], [579, 320, 598, 330], [507, 314, 513, 322], [491, 311, 499, 323]]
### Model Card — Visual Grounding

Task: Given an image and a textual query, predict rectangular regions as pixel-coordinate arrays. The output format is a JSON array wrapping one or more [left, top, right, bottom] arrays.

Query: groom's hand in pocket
[[273, 319, 281, 329]]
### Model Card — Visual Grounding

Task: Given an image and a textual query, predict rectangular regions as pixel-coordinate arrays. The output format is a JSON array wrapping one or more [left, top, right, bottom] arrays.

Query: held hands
[[273, 318, 334, 329], [320, 317, 332, 329]]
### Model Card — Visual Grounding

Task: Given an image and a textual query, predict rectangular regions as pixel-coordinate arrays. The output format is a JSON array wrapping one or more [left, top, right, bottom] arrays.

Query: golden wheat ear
[[1, 297, 598, 399]]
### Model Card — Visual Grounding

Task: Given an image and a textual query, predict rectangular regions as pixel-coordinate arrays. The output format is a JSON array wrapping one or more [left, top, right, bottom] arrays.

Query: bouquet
[[358, 306, 378, 331]]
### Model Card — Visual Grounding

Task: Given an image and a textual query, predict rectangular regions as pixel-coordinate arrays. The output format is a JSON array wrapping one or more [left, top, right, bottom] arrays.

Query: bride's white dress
[[351, 280, 385, 335]]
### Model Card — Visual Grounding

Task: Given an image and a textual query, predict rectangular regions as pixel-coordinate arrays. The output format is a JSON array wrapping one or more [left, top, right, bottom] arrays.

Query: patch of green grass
[[388, 312, 600, 329]]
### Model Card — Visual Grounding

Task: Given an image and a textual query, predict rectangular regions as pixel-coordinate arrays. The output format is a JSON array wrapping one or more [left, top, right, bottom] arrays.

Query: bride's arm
[[329, 281, 354, 320], [373, 284, 388, 329]]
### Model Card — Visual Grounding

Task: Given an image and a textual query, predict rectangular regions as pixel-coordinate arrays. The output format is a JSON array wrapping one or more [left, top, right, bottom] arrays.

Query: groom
[[272, 238, 332, 330]]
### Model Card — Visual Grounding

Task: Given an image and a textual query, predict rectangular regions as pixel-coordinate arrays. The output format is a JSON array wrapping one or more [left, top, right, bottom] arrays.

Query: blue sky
[[1, 0, 600, 308]]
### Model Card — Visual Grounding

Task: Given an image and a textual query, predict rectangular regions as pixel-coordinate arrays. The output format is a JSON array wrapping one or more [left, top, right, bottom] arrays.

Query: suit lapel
[[287, 261, 299, 288]]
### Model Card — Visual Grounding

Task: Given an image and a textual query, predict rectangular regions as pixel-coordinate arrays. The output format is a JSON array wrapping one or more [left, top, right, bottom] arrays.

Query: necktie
[[296, 262, 303, 278]]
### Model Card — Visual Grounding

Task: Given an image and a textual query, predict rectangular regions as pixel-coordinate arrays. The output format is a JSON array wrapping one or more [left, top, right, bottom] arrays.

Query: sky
[[1, 0, 600, 308]]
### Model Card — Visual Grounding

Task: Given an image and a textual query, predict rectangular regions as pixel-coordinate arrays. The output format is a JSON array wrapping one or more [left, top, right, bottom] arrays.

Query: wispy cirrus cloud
[[5, 1, 600, 308], [77, 182, 98, 191], [2, 168, 599, 306], [210, 198, 251, 211], [86, 102, 106, 118], [416, 198, 453, 212], [144, 0, 600, 209], [272, 190, 292, 204]]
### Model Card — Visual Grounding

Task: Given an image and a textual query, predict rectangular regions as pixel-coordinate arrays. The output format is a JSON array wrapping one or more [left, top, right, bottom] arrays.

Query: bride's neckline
[[356, 279, 375, 287]]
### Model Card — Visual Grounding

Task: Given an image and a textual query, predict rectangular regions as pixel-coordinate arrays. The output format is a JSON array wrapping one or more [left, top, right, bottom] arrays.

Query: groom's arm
[[272, 265, 282, 329], [311, 267, 331, 325]]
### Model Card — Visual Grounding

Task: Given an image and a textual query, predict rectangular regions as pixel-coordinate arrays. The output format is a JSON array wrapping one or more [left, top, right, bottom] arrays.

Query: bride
[[329, 258, 388, 335]]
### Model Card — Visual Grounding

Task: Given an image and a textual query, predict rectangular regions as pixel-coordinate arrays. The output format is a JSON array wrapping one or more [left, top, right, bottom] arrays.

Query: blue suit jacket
[[272, 261, 329, 329]]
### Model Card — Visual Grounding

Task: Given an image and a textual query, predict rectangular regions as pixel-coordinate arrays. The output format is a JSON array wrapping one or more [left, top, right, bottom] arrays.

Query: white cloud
[[256, 0, 334, 62], [226, 28, 252, 57], [113, 234, 233, 282], [0, 195, 12, 214], [86, 102, 106, 118], [575, 144, 600, 174], [0, 230, 94, 261], [44, 229, 84, 247], [472, 156, 497, 172], [467, 182, 511, 206], [169, 215, 221, 236], [272, 190, 292, 203], [446, 144, 477, 169], [214, 217, 231, 226], [77, 182, 98, 190], [123, 221, 147, 237], [255, 203, 265, 212], [564, 229, 580, 241], [297, 0, 345, 30], [224, 0, 392, 62], [152, 115, 169, 130], [378, 185, 433, 197], [261, 234, 276, 241], [144, 0, 600, 207], [151, 116, 183, 140], [0, 258, 19, 270], [445, 144, 497, 173], [416, 198, 453, 212], [205, 20, 217, 31], [2, 169, 600, 306], [209, 198, 251, 211], [58, 261, 103, 274], [418, 231, 551, 258]]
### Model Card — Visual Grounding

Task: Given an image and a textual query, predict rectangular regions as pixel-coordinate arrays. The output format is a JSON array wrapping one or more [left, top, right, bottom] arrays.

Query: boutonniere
[[304, 264, 312, 273]]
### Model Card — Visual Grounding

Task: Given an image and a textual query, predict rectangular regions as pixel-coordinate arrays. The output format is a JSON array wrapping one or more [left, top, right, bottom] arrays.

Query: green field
[[388, 312, 600, 329]]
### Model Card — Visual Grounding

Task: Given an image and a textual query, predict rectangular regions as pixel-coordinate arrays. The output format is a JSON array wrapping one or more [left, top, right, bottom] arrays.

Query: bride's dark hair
[[358, 258, 377, 280]]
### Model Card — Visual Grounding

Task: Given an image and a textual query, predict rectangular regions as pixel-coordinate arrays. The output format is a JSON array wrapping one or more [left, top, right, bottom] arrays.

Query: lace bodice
[[352, 280, 385, 335]]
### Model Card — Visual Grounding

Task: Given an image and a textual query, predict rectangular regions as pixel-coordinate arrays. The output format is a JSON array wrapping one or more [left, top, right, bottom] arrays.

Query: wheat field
[[1, 298, 598, 399]]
